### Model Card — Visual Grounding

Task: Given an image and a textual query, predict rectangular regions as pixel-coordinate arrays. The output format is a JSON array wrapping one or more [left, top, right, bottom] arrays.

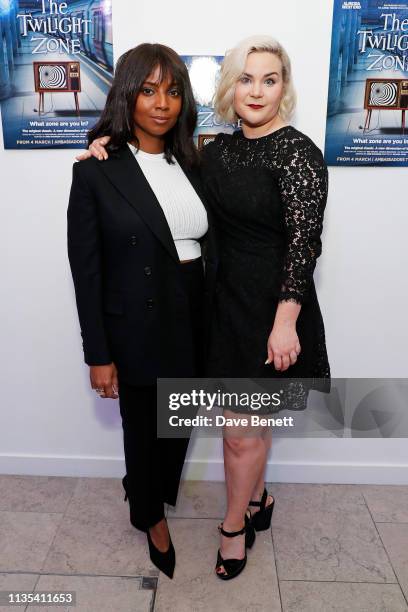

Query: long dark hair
[[88, 43, 199, 167]]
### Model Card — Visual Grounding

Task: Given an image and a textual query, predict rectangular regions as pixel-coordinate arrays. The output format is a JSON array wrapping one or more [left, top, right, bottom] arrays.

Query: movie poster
[[0, 0, 114, 149], [325, 0, 408, 166], [182, 55, 235, 148]]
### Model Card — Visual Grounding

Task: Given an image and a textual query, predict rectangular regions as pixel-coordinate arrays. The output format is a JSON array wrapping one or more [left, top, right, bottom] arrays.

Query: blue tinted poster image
[[0, 0, 114, 149], [182, 55, 235, 148], [325, 0, 408, 166]]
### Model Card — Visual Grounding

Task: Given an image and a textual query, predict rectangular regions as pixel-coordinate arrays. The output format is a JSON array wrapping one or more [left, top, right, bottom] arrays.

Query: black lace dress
[[201, 126, 330, 412]]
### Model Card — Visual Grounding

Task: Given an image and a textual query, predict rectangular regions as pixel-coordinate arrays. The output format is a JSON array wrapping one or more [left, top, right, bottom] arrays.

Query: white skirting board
[[1, 455, 408, 485]]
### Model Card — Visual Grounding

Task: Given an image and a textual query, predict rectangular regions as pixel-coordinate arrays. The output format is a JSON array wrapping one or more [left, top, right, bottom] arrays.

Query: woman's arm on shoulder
[[75, 136, 111, 161]]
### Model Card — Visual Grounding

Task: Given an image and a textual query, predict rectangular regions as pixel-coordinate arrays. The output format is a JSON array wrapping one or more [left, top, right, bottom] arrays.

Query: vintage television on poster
[[33, 61, 81, 115], [363, 78, 408, 131], [324, 0, 408, 167], [0, 0, 114, 149]]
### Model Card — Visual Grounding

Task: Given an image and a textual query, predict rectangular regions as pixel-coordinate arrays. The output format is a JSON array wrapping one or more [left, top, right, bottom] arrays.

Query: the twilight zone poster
[[324, 0, 408, 166], [0, 0, 114, 149], [182, 55, 235, 149]]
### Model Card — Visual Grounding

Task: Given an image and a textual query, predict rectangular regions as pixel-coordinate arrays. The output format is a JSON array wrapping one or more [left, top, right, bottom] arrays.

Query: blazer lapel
[[98, 145, 179, 263]]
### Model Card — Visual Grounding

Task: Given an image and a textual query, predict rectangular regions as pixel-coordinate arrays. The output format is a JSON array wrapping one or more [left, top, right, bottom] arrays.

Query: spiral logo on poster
[[39, 65, 67, 89], [369, 82, 398, 107]]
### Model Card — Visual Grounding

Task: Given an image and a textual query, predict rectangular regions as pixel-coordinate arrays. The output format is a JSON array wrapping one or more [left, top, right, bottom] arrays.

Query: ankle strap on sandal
[[249, 488, 267, 508], [218, 523, 246, 537]]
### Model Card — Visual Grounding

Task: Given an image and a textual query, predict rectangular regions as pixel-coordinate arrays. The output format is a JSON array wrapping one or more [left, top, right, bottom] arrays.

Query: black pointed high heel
[[248, 488, 275, 532], [146, 521, 176, 579], [215, 518, 255, 580], [122, 476, 175, 578]]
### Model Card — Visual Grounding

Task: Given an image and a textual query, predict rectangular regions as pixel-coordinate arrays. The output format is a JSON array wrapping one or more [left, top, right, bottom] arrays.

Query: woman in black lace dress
[[203, 127, 330, 384], [201, 36, 330, 580]]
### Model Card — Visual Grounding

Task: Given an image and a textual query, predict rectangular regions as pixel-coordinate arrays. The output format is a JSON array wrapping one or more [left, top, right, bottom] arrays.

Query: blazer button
[[130, 235, 138, 246], [146, 298, 154, 309], [144, 266, 152, 276]]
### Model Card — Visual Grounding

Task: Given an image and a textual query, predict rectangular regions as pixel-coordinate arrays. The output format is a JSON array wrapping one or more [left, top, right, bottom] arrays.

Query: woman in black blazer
[[67, 44, 216, 579]]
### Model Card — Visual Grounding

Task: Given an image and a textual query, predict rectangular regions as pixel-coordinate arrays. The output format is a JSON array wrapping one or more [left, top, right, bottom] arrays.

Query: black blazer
[[67, 144, 217, 385]]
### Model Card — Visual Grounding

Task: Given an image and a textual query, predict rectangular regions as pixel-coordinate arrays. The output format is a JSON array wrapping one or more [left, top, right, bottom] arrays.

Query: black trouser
[[119, 384, 191, 531], [118, 258, 204, 532]]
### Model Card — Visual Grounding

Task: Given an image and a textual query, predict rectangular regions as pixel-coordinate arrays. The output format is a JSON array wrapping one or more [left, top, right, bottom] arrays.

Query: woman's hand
[[75, 136, 111, 161], [266, 322, 301, 372], [90, 363, 119, 399], [266, 300, 302, 371]]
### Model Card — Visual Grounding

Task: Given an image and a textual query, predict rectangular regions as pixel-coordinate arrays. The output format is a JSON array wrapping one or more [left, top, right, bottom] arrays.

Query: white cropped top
[[128, 143, 208, 261]]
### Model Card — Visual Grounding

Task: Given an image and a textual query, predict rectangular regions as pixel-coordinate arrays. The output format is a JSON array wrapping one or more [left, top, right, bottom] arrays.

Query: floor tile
[[42, 516, 158, 577], [0, 512, 62, 572], [272, 505, 396, 583], [27, 574, 153, 612], [280, 580, 408, 612], [64, 478, 129, 525], [0, 476, 77, 513], [360, 485, 408, 523], [377, 523, 408, 600], [154, 518, 281, 612], [266, 482, 366, 514], [0, 573, 39, 610], [167, 480, 226, 519], [2, 477, 408, 612]]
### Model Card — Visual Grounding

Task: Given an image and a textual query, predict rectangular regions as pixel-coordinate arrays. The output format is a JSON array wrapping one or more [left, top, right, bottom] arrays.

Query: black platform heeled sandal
[[245, 511, 256, 548], [215, 518, 255, 581], [248, 488, 275, 532]]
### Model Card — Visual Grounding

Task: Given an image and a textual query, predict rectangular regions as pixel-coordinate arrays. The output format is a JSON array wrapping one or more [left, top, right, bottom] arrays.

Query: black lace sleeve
[[277, 140, 328, 305]]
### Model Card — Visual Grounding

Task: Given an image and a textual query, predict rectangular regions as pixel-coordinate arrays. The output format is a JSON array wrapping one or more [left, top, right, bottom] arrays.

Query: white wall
[[1, 0, 407, 484]]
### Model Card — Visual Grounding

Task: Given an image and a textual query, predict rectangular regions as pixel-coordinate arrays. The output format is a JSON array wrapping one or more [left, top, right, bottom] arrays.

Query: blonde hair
[[214, 35, 296, 124]]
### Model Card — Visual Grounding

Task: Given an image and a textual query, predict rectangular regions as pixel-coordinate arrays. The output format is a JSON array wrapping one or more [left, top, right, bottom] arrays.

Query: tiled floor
[[1, 476, 408, 611]]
